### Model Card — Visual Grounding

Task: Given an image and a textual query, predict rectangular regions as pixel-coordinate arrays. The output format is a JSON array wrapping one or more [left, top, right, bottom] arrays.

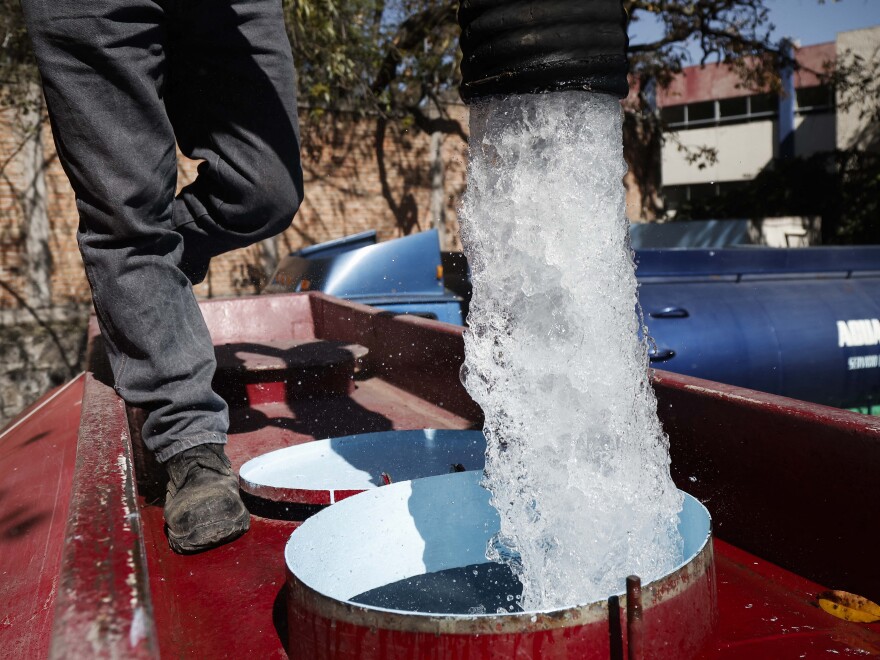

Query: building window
[[688, 101, 716, 123], [663, 181, 749, 212], [663, 185, 689, 211], [796, 85, 834, 114], [688, 182, 718, 201], [663, 183, 717, 211], [660, 105, 685, 125], [662, 93, 779, 130], [718, 96, 748, 120], [749, 93, 777, 116]]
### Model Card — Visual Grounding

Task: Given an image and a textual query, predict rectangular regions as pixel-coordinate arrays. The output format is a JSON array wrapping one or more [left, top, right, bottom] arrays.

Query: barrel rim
[[286, 537, 713, 635], [284, 485, 713, 635]]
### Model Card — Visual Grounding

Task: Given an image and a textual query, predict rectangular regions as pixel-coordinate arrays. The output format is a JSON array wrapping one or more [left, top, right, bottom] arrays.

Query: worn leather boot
[[164, 443, 250, 554]]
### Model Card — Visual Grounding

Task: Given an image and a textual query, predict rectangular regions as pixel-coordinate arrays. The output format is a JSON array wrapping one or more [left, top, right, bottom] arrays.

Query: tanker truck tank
[[268, 238, 880, 412], [638, 246, 880, 412]]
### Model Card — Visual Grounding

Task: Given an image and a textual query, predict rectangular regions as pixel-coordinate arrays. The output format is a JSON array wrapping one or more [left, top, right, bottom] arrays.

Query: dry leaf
[[818, 590, 880, 623]]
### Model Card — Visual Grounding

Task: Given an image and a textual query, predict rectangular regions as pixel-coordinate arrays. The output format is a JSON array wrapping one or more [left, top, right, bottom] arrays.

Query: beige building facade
[[836, 26, 880, 151], [659, 25, 880, 212]]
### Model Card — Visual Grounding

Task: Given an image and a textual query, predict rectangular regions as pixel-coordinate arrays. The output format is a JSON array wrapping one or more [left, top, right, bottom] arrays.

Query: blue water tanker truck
[[265, 230, 880, 413]]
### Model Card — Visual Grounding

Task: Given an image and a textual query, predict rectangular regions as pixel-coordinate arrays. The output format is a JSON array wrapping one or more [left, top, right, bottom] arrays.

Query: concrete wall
[[0, 105, 472, 312], [658, 26, 880, 192], [662, 114, 837, 188], [662, 120, 776, 186], [836, 25, 880, 151]]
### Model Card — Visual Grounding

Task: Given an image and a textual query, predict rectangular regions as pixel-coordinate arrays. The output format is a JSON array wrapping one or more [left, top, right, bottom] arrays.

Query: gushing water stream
[[459, 91, 683, 610]]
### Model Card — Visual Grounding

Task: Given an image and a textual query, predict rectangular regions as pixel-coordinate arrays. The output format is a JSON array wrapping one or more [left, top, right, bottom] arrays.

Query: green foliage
[[284, 0, 382, 109], [283, 0, 459, 119], [625, 0, 786, 91]]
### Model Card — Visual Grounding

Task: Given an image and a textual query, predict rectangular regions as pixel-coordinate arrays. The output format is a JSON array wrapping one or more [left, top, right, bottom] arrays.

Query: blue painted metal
[[267, 229, 464, 324], [637, 247, 880, 409], [779, 39, 797, 159], [640, 276, 880, 409], [629, 219, 752, 249], [269, 232, 880, 410], [635, 246, 880, 280], [294, 230, 378, 259]]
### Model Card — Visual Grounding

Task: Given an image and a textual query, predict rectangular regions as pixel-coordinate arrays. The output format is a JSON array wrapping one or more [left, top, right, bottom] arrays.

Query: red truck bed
[[2, 292, 879, 658]]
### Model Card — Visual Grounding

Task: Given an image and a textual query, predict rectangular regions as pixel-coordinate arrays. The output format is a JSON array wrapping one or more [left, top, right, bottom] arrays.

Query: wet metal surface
[[17, 293, 880, 657], [655, 369, 880, 603], [0, 377, 83, 659], [626, 576, 643, 660], [50, 373, 158, 659]]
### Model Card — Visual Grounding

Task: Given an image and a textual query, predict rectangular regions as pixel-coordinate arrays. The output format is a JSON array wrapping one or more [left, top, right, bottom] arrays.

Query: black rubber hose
[[458, 0, 629, 102]]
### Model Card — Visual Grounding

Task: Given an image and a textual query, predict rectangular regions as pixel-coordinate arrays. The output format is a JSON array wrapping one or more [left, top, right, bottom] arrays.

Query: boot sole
[[166, 511, 251, 554]]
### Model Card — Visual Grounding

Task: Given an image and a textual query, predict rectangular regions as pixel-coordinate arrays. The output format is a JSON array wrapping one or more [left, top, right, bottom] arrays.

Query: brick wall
[[0, 111, 28, 309], [0, 103, 470, 427], [0, 104, 469, 310], [0, 97, 652, 426]]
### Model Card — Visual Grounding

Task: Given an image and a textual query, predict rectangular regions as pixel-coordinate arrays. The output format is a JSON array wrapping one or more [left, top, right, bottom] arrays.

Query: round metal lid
[[239, 429, 486, 506]]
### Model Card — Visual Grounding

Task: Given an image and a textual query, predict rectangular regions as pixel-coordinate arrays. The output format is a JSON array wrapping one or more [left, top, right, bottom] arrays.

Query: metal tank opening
[[284, 472, 715, 659]]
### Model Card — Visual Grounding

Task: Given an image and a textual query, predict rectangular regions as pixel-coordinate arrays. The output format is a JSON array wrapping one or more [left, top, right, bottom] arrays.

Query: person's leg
[[20, 0, 249, 551], [20, 0, 230, 460], [160, 0, 304, 553], [165, 0, 304, 284]]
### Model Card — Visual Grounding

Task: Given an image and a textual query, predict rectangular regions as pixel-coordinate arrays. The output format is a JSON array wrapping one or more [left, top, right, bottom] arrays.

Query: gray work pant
[[21, 0, 303, 461]]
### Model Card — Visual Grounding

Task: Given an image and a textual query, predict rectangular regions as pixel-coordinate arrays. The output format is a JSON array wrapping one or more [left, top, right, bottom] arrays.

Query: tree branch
[[0, 279, 78, 378], [406, 104, 468, 142], [370, 0, 458, 97]]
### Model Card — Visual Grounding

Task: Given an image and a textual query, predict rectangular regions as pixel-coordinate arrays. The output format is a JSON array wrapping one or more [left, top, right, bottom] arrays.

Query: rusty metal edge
[[239, 478, 334, 506], [640, 528, 715, 610], [48, 371, 159, 659], [285, 529, 714, 637], [652, 369, 880, 436]]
